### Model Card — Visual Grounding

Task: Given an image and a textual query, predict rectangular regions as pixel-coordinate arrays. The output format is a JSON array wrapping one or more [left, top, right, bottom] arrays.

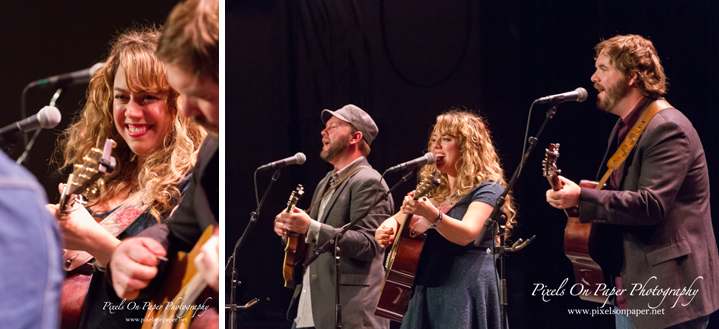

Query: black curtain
[[229, 1, 719, 328]]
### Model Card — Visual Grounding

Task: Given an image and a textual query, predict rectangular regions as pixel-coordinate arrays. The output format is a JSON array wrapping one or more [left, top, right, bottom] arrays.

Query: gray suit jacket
[[579, 104, 719, 329], [288, 157, 392, 329]]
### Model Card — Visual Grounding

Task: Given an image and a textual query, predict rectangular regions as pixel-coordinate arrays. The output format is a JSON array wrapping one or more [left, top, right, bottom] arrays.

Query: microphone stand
[[299, 170, 414, 329], [17, 88, 63, 164], [473, 100, 562, 328], [3, 88, 63, 156], [225, 169, 281, 329]]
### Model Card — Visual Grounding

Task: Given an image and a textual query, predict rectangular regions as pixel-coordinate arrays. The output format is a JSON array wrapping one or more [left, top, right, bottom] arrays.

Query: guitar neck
[[548, 174, 562, 191]]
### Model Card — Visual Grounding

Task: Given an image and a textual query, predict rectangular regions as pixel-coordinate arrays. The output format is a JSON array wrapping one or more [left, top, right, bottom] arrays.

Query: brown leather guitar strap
[[596, 99, 673, 190]]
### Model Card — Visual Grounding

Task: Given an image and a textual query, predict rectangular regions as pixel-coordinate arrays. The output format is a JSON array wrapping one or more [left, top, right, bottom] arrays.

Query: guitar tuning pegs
[[82, 156, 98, 164]]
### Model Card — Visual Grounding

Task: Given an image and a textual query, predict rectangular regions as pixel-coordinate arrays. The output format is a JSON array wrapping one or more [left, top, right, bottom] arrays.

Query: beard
[[320, 133, 350, 162], [596, 75, 629, 113]]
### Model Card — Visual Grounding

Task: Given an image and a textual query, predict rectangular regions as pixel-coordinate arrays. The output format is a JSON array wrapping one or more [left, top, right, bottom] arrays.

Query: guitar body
[[544, 144, 607, 304], [283, 232, 307, 289], [562, 180, 607, 304], [143, 226, 217, 329], [375, 172, 440, 322], [375, 215, 427, 322], [60, 265, 93, 329]]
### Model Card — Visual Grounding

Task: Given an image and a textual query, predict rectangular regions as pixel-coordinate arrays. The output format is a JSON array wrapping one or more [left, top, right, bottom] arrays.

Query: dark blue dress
[[400, 181, 503, 329]]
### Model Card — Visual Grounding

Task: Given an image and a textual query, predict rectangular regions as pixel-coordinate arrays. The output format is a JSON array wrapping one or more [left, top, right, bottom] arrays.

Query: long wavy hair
[[57, 26, 206, 222], [418, 108, 517, 232]]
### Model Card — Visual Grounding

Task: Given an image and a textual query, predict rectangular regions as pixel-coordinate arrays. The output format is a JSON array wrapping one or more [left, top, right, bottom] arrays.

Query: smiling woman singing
[[47, 26, 205, 329]]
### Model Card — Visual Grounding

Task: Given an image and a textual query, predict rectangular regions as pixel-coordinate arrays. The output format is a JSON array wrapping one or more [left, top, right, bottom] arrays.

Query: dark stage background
[[228, 1, 719, 328], [0, 1, 180, 202]]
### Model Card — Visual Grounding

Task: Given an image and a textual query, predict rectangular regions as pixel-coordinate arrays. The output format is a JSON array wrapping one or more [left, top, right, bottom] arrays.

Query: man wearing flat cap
[[274, 104, 391, 329]]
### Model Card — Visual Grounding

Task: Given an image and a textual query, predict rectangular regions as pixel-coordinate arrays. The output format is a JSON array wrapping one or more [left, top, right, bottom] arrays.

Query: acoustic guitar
[[142, 225, 219, 329], [543, 143, 607, 304], [59, 139, 117, 329], [282, 185, 306, 289], [375, 171, 440, 322]]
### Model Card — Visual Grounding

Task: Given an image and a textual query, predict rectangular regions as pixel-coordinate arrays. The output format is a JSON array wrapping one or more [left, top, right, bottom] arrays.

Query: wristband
[[429, 210, 442, 229]]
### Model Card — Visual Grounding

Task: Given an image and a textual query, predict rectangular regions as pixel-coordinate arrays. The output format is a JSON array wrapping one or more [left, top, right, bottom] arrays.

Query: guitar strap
[[63, 190, 151, 271], [596, 99, 673, 190], [95, 189, 152, 236], [305, 166, 368, 213]]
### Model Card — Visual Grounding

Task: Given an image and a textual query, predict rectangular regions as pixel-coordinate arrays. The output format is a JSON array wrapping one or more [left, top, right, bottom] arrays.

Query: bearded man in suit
[[275, 104, 391, 329], [546, 34, 719, 329]]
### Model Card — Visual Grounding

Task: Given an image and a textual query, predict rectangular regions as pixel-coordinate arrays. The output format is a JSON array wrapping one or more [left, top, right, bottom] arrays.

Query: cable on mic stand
[[473, 98, 570, 329]]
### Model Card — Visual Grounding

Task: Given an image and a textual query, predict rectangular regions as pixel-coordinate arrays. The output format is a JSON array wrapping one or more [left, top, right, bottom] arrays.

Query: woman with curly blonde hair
[[49, 26, 205, 329], [375, 108, 515, 329]]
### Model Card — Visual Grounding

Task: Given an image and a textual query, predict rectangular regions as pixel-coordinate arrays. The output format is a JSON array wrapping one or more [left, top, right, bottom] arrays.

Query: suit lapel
[[310, 173, 333, 220], [317, 158, 370, 223], [320, 177, 349, 223]]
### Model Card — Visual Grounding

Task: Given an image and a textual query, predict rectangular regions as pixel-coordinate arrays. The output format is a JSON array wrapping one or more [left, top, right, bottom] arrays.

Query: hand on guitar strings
[[401, 191, 440, 222], [46, 183, 119, 264], [274, 208, 311, 236], [375, 219, 398, 248], [109, 237, 167, 300], [194, 234, 219, 291], [545, 175, 581, 209]]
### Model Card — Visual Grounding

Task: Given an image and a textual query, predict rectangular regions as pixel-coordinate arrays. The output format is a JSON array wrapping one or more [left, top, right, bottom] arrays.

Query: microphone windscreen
[[295, 152, 307, 165], [575, 87, 588, 102], [38, 106, 62, 129], [424, 152, 436, 165], [89, 63, 105, 77]]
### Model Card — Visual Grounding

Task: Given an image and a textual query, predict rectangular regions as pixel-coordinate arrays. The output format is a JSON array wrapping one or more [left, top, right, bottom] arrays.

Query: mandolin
[[543, 143, 607, 304], [375, 171, 440, 322], [281, 185, 306, 289]]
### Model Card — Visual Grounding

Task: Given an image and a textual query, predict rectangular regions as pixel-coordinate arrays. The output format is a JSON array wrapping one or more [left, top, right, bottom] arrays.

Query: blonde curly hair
[[418, 108, 517, 232], [57, 26, 206, 222]]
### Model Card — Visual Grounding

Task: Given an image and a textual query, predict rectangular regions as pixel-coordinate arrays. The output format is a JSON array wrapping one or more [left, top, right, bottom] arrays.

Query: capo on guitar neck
[[60, 193, 87, 214]]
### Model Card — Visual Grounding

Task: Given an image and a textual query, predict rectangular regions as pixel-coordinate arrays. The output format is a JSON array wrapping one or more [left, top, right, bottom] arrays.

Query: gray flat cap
[[321, 104, 378, 146]]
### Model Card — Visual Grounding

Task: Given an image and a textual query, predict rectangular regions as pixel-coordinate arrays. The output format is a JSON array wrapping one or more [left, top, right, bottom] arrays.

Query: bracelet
[[429, 210, 442, 229]]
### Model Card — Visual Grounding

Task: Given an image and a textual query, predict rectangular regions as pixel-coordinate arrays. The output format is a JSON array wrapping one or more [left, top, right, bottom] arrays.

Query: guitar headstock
[[60, 139, 117, 211], [285, 184, 304, 212], [543, 143, 564, 191], [415, 170, 441, 199], [542, 143, 560, 178]]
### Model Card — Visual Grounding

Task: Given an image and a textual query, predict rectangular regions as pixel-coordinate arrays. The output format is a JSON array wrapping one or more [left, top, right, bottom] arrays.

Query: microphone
[[257, 152, 306, 171], [0, 106, 62, 138], [385, 153, 436, 174], [27, 63, 105, 88], [535, 87, 588, 104]]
